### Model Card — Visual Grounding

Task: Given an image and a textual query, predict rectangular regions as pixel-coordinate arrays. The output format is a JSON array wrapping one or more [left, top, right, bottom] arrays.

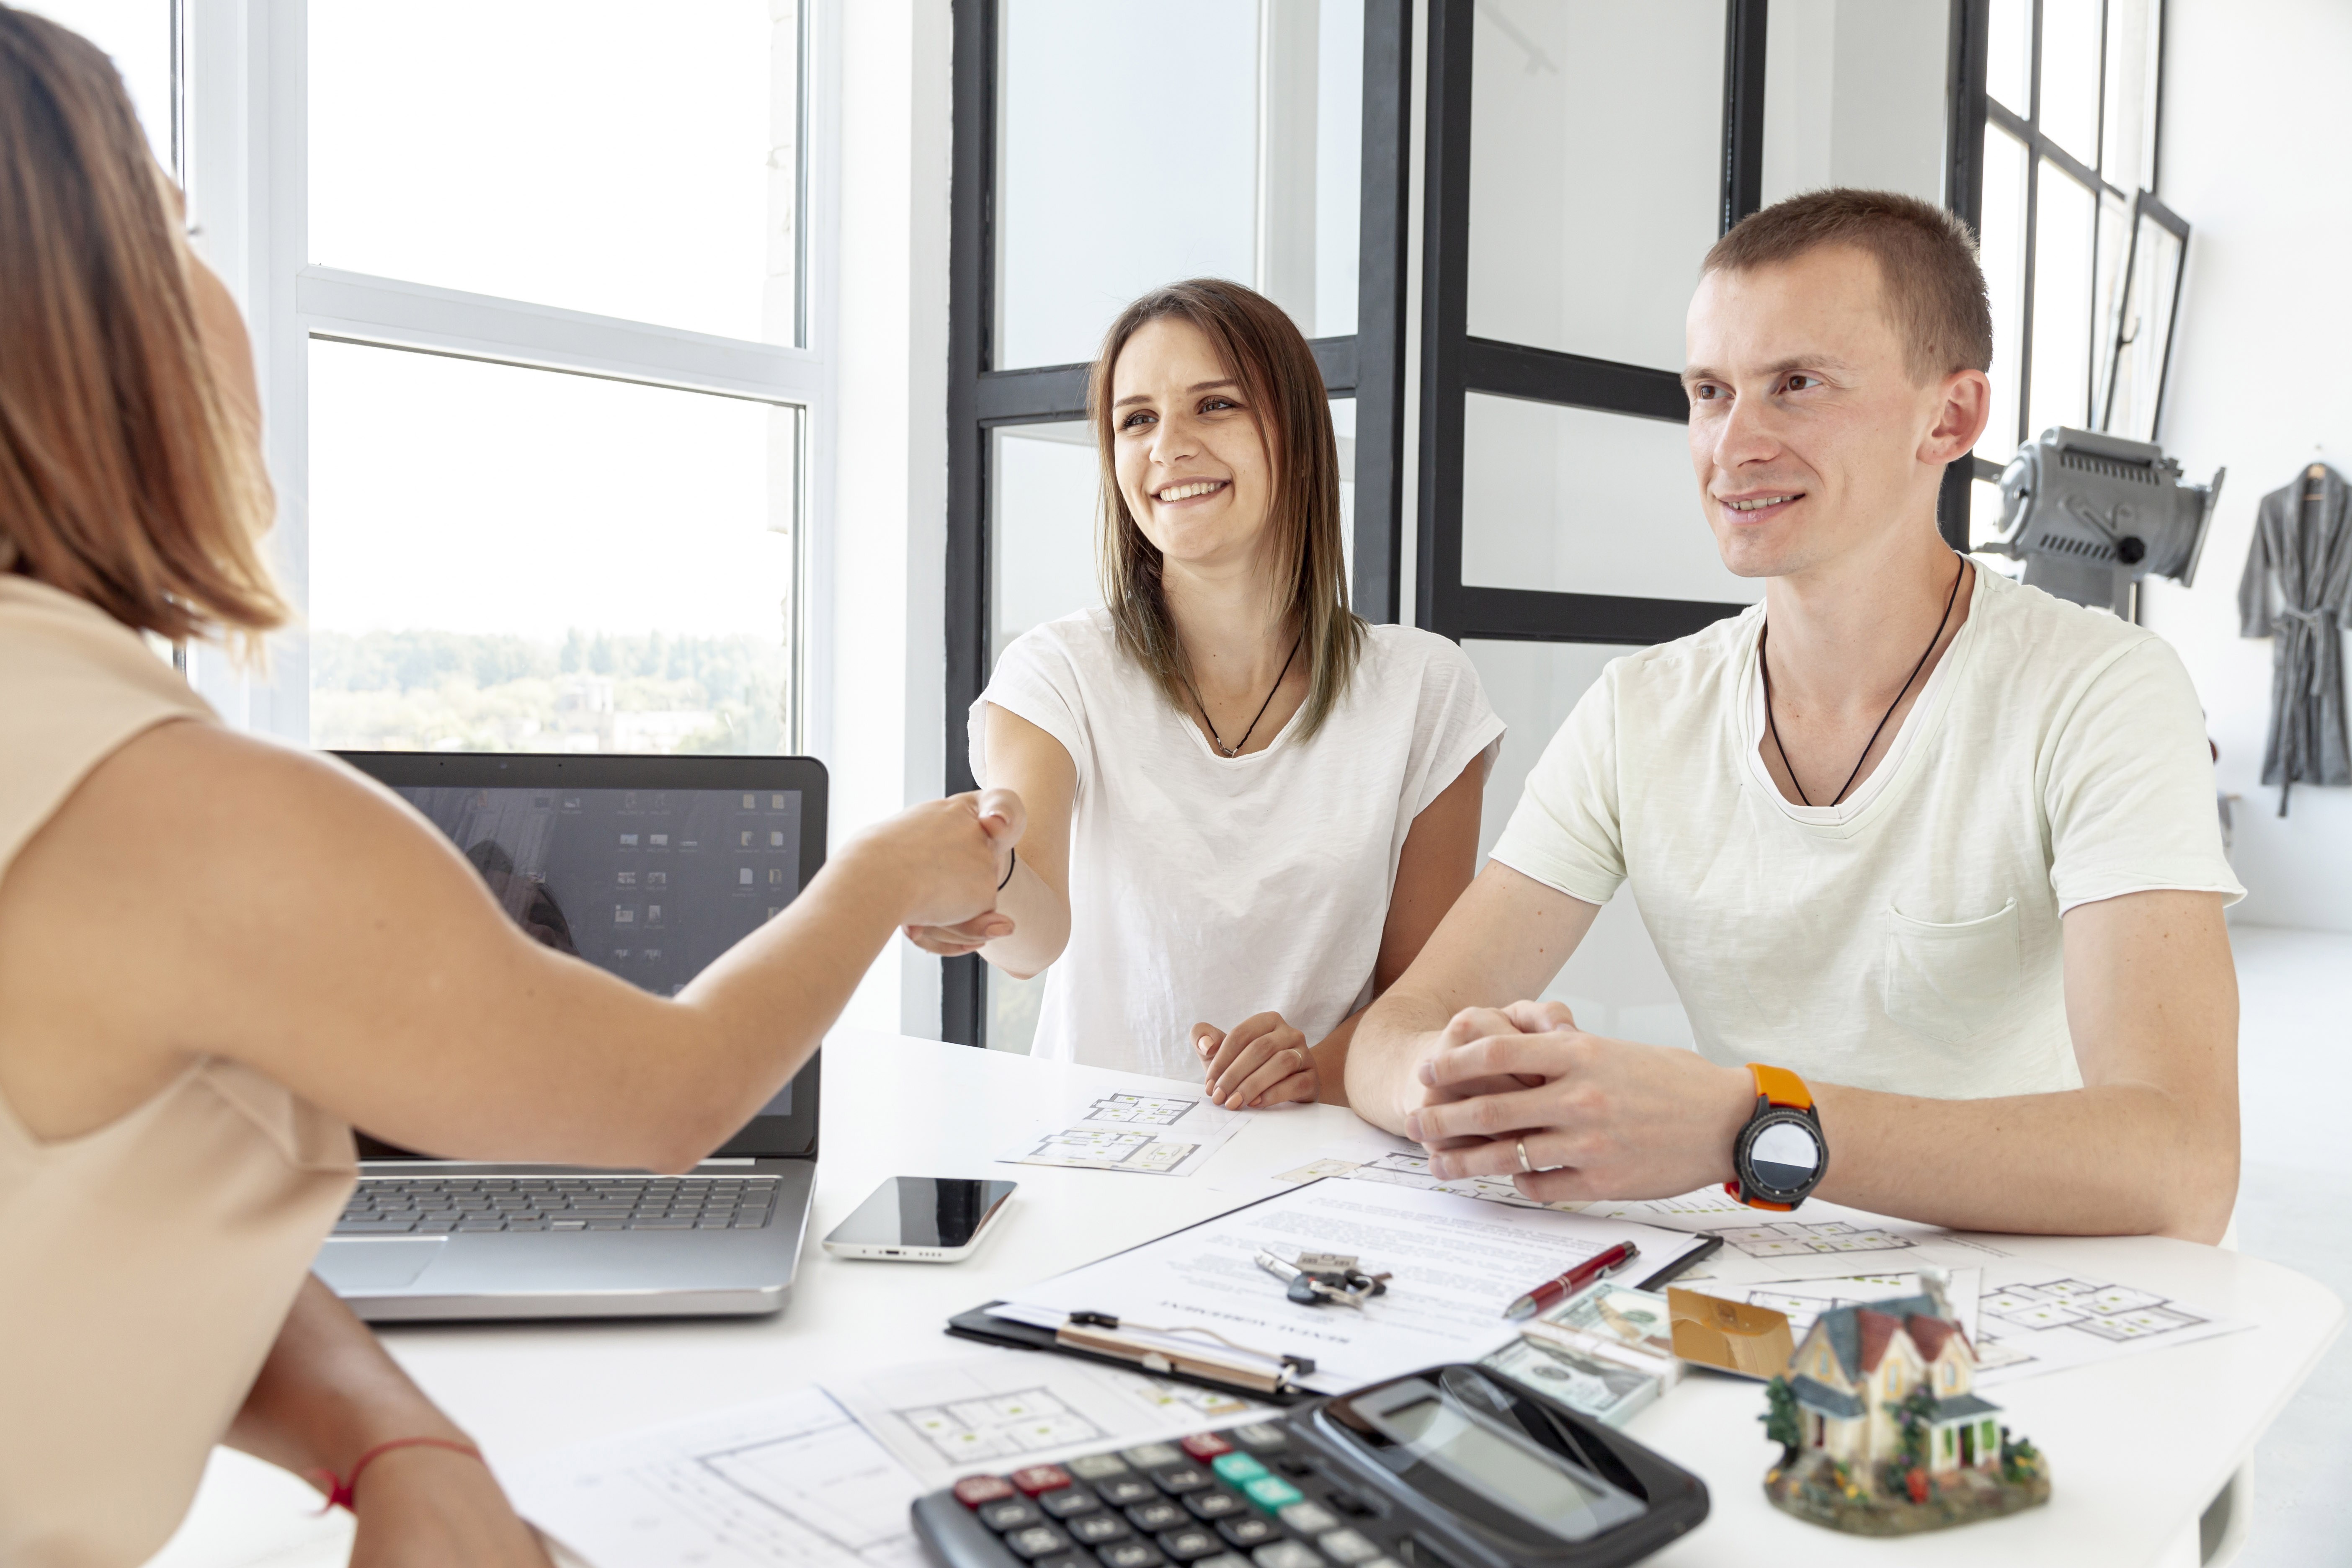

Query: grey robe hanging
[[2239, 464, 2352, 813]]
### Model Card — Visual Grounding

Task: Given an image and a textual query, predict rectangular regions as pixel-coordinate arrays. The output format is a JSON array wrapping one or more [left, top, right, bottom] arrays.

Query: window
[[180, 2, 826, 756], [21, 2, 175, 168], [945, 0, 1412, 1047], [1970, 0, 2182, 543]]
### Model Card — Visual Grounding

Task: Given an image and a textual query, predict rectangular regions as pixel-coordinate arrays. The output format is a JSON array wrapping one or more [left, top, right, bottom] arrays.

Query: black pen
[[1633, 1233, 1723, 1292]]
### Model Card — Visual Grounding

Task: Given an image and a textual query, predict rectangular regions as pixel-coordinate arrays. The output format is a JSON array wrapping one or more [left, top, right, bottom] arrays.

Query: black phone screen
[[829, 1178, 1019, 1247]]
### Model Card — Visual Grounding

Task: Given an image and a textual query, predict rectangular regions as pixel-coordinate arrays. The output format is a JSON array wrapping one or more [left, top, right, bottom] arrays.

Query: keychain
[[1255, 1249, 1392, 1309]]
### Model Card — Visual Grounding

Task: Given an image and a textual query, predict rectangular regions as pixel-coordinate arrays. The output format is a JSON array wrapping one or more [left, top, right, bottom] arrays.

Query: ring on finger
[[1516, 1137, 1536, 1175]]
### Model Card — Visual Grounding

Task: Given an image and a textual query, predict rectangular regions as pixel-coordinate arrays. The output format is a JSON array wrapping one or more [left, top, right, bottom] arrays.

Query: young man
[[1344, 190, 2243, 1243]]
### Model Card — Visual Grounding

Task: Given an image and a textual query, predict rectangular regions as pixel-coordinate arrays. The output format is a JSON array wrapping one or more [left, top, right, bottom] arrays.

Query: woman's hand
[[903, 910, 1014, 957], [1194, 1012, 1317, 1108], [348, 1447, 552, 1568], [856, 788, 1023, 932]]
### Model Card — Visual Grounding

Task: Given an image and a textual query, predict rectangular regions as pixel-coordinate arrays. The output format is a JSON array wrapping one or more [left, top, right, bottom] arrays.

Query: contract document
[[993, 1179, 1712, 1394]]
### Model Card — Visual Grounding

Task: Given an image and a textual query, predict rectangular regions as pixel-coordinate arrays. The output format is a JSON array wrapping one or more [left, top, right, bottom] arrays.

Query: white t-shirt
[[975, 611, 1505, 1077], [1490, 562, 2244, 1099]]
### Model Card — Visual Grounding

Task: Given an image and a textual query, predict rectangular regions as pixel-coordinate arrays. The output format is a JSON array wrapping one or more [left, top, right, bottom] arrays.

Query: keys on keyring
[[1253, 1249, 1391, 1309]]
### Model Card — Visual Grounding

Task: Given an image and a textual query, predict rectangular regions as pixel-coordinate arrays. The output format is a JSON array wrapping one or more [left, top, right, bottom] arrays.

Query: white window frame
[[177, 0, 839, 753]]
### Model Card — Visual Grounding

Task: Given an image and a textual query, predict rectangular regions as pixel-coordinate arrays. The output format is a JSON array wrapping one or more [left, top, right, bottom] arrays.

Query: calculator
[[909, 1363, 1708, 1568]]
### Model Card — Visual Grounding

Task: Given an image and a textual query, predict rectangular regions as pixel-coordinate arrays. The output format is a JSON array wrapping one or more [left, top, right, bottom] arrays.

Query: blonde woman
[[0, 13, 1017, 1562], [907, 281, 1502, 1109]]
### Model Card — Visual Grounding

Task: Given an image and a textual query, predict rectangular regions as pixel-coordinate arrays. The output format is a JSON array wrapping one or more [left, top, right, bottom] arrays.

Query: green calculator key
[[1211, 1454, 1268, 1485], [1241, 1475, 1305, 1512]]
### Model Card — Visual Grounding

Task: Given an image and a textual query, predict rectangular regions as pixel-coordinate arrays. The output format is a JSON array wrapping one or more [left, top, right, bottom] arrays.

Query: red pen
[[1501, 1241, 1641, 1320]]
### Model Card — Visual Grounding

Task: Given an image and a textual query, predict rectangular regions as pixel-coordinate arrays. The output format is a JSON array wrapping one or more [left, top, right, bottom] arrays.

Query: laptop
[[311, 751, 827, 1321]]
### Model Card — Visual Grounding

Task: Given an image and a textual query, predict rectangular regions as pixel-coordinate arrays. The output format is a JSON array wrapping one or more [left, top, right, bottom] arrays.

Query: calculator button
[[1037, 1556, 1093, 1568], [1274, 1457, 1315, 1478], [1181, 1433, 1234, 1460], [1096, 1542, 1167, 1568], [1231, 1422, 1289, 1450], [1322, 1490, 1377, 1518], [955, 1476, 1019, 1508], [1016, 1466, 1075, 1495], [1042, 1490, 1103, 1519], [1240, 1476, 1305, 1513], [1069, 1514, 1133, 1545], [1316, 1531, 1379, 1565], [1216, 1518, 1281, 1549], [1211, 1455, 1269, 1486], [1007, 1527, 1072, 1560], [1185, 1491, 1245, 1521], [1124, 1443, 1186, 1469], [1361, 1558, 1403, 1568], [1276, 1504, 1338, 1535], [1126, 1501, 1188, 1533], [1196, 1557, 1253, 1568], [1099, 1478, 1159, 1507], [1157, 1528, 1225, 1562], [1071, 1455, 1132, 1480], [1251, 1545, 1324, 1568], [1151, 1465, 1215, 1495], [981, 1501, 1044, 1532]]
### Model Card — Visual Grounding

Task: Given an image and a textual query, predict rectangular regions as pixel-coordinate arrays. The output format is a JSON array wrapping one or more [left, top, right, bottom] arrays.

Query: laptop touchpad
[[314, 1236, 446, 1290]]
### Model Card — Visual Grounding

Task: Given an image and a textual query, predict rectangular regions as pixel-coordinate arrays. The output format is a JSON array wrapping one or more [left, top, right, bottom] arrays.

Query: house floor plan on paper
[[1005, 1083, 1241, 1177]]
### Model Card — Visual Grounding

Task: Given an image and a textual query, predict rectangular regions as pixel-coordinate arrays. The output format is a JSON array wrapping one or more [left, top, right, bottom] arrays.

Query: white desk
[[155, 1030, 2342, 1568]]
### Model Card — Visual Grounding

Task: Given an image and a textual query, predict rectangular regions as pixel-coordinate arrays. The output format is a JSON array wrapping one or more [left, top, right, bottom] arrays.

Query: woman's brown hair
[[0, 6, 286, 645], [1088, 279, 1362, 743]]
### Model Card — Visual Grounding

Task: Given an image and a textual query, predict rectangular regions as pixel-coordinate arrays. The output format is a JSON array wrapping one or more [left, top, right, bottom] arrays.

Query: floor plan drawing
[[1965, 1269, 2245, 1385], [889, 1387, 1106, 1467], [1003, 1080, 1243, 1178], [1717, 1220, 1918, 1259], [1083, 1093, 1197, 1126], [1982, 1278, 2205, 1342]]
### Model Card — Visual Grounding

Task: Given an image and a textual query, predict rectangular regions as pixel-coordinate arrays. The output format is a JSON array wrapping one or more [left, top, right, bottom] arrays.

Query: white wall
[[2141, 0, 2352, 931], [823, 0, 954, 1032]]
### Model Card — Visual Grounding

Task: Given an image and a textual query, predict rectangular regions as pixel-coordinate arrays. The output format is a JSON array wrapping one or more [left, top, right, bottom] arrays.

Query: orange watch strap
[[1746, 1063, 1813, 1112]]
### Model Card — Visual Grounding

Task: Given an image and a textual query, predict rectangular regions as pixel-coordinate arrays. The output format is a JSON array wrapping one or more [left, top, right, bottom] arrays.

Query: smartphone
[[821, 1177, 1019, 1261]]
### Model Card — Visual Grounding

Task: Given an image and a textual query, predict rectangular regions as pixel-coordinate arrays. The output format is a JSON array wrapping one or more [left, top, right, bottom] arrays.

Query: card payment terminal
[[910, 1364, 1707, 1568]]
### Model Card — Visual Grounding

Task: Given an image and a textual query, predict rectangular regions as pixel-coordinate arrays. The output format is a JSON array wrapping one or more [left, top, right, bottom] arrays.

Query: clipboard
[[945, 1185, 1332, 1406], [945, 1301, 1315, 1406]]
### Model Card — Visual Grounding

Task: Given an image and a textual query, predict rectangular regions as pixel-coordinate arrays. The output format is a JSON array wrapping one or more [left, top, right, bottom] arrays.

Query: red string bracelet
[[311, 1436, 484, 1513]]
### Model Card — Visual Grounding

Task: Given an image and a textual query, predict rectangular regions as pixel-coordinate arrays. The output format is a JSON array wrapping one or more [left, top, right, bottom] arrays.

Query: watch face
[[1742, 1113, 1824, 1199]]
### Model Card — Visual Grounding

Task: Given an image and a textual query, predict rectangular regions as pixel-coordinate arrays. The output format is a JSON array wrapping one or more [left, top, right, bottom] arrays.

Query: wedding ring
[[1516, 1137, 1535, 1174]]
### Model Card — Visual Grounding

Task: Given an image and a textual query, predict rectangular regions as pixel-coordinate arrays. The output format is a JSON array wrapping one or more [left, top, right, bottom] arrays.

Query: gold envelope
[[1666, 1286, 1795, 1380]]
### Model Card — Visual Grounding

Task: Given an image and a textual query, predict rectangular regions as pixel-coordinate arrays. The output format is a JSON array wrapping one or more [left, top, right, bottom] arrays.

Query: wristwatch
[[1725, 1063, 1828, 1211]]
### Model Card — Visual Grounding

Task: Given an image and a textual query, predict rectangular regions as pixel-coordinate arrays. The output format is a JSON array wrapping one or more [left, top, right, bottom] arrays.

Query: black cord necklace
[[1763, 554, 1965, 808], [1183, 631, 1303, 758]]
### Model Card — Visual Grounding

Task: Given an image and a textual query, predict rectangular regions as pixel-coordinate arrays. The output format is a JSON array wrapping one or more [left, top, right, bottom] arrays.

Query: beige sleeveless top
[[0, 575, 356, 1568]]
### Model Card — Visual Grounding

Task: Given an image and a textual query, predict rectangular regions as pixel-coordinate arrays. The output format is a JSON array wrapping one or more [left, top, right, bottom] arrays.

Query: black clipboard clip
[[1057, 1311, 1317, 1395]]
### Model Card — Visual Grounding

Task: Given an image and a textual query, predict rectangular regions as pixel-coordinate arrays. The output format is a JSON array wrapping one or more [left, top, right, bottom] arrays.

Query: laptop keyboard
[[335, 1175, 779, 1235]]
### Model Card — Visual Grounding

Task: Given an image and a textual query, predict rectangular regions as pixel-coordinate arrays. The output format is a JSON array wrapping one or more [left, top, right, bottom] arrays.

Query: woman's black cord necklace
[[1763, 554, 1965, 809], [1184, 632, 1303, 758]]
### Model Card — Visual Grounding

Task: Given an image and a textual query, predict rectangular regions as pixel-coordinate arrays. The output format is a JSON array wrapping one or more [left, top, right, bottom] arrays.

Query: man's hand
[[1194, 1013, 1316, 1108], [1403, 1001, 1753, 1202], [867, 787, 1022, 940]]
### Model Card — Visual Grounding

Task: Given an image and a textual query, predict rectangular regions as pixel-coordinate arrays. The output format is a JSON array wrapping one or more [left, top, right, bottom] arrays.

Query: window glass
[[307, 342, 798, 754], [23, 2, 173, 168], [309, 1, 801, 345], [2089, 190, 2133, 430], [2025, 162, 2096, 438], [990, 421, 1101, 667], [1976, 126, 2030, 462], [1984, 0, 2031, 116], [1466, 0, 1724, 371], [2035, 0, 2102, 166], [2100, 0, 2159, 190], [1460, 396, 1757, 606], [2103, 214, 2182, 443], [1760, 0, 1948, 210], [988, 967, 1049, 1055], [993, 0, 1364, 370]]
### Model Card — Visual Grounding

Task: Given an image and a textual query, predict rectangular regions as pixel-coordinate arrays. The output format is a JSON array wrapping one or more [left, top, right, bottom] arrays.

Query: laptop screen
[[335, 753, 826, 1161]]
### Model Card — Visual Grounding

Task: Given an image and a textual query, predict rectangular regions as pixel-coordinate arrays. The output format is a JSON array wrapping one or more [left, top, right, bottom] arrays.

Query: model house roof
[[1790, 1374, 1865, 1418], [1907, 1313, 1975, 1362], [1814, 1293, 1940, 1380]]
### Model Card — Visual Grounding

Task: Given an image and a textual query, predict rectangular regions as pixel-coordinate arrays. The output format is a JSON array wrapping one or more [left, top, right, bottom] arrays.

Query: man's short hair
[[1703, 188, 1994, 384]]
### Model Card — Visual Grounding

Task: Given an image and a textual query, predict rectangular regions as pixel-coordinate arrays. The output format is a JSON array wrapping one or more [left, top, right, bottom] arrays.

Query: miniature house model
[[1787, 1295, 2003, 1473]]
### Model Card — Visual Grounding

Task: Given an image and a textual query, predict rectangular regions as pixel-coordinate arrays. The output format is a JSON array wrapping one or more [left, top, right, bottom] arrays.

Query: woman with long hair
[[906, 281, 1501, 1108], [0, 12, 1018, 1561]]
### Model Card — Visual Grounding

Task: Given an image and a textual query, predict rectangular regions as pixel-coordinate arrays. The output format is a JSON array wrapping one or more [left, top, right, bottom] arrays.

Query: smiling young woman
[[906, 280, 1504, 1107]]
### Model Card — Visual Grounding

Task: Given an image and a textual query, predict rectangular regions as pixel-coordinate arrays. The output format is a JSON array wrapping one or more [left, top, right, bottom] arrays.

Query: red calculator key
[[954, 1475, 1018, 1508], [1179, 1434, 1233, 1461], [1012, 1465, 1073, 1495]]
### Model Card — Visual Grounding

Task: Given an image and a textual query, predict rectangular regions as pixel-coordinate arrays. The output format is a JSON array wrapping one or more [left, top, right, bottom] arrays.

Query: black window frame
[[1417, 0, 1992, 655], [1973, 0, 2182, 487], [942, 0, 1416, 1045]]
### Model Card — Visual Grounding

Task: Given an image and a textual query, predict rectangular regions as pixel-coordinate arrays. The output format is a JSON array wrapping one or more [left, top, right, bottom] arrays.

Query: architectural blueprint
[[826, 1350, 1262, 1490], [1003, 1085, 1242, 1177], [507, 1387, 927, 1568], [1268, 1148, 1587, 1211], [1968, 1267, 2248, 1385], [1580, 1186, 2019, 1284], [1680, 1270, 1985, 1344]]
